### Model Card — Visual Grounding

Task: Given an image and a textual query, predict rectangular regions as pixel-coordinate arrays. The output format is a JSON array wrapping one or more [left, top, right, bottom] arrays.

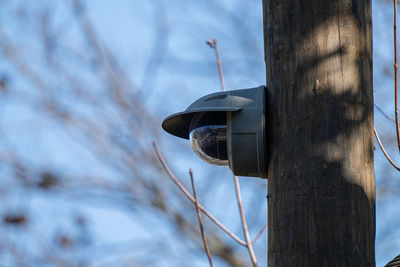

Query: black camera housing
[[162, 86, 266, 178]]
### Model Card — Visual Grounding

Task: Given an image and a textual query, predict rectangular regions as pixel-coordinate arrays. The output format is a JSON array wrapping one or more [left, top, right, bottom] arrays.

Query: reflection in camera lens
[[189, 125, 228, 165]]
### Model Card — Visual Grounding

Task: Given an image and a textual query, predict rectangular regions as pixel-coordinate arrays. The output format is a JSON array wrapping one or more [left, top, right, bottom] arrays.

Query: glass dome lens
[[189, 125, 228, 166]]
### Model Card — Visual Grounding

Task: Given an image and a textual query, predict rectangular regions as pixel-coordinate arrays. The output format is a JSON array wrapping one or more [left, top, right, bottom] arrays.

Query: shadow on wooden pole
[[263, 0, 375, 266]]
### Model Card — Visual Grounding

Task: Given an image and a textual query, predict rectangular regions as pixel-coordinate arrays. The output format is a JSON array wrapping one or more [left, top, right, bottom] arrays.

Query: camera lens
[[189, 125, 228, 165]]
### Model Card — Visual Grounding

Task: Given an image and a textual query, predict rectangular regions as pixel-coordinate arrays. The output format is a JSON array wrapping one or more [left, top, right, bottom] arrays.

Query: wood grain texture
[[263, 0, 375, 266]]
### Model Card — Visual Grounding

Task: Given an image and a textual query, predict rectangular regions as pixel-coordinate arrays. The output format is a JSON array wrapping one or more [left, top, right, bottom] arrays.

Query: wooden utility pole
[[263, 0, 375, 266]]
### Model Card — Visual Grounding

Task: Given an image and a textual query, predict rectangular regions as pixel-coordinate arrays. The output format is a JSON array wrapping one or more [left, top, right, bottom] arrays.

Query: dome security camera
[[162, 86, 266, 178]]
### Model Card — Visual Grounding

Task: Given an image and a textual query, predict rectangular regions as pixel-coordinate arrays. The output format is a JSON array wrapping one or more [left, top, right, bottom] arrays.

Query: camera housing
[[162, 86, 266, 178]]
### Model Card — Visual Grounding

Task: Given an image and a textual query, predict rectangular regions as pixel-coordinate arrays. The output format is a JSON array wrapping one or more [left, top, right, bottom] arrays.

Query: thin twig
[[251, 224, 267, 245], [375, 104, 396, 123], [189, 169, 214, 267], [374, 127, 400, 171], [152, 142, 247, 246], [207, 39, 226, 92], [233, 175, 258, 267], [207, 39, 258, 265], [394, 0, 400, 153]]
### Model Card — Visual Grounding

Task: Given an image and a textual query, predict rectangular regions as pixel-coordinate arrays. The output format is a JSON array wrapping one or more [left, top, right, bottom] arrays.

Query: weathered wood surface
[[263, 0, 375, 266]]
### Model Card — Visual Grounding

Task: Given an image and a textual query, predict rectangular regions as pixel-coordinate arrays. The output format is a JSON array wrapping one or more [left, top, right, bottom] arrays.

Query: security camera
[[162, 86, 266, 178]]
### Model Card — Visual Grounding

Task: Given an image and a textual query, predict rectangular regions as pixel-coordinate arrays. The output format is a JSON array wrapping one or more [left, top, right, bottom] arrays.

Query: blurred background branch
[[0, 0, 266, 266]]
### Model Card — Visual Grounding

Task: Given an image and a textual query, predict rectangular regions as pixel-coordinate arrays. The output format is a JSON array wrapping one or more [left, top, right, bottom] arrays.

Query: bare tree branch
[[374, 127, 400, 171], [394, 0, 400, 153], [251, 224, 267, 245], [207, 39, 226, 92], [233, 175, 258, 267], [189, 169, 214, 267], [152, 141, 247, 246]]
